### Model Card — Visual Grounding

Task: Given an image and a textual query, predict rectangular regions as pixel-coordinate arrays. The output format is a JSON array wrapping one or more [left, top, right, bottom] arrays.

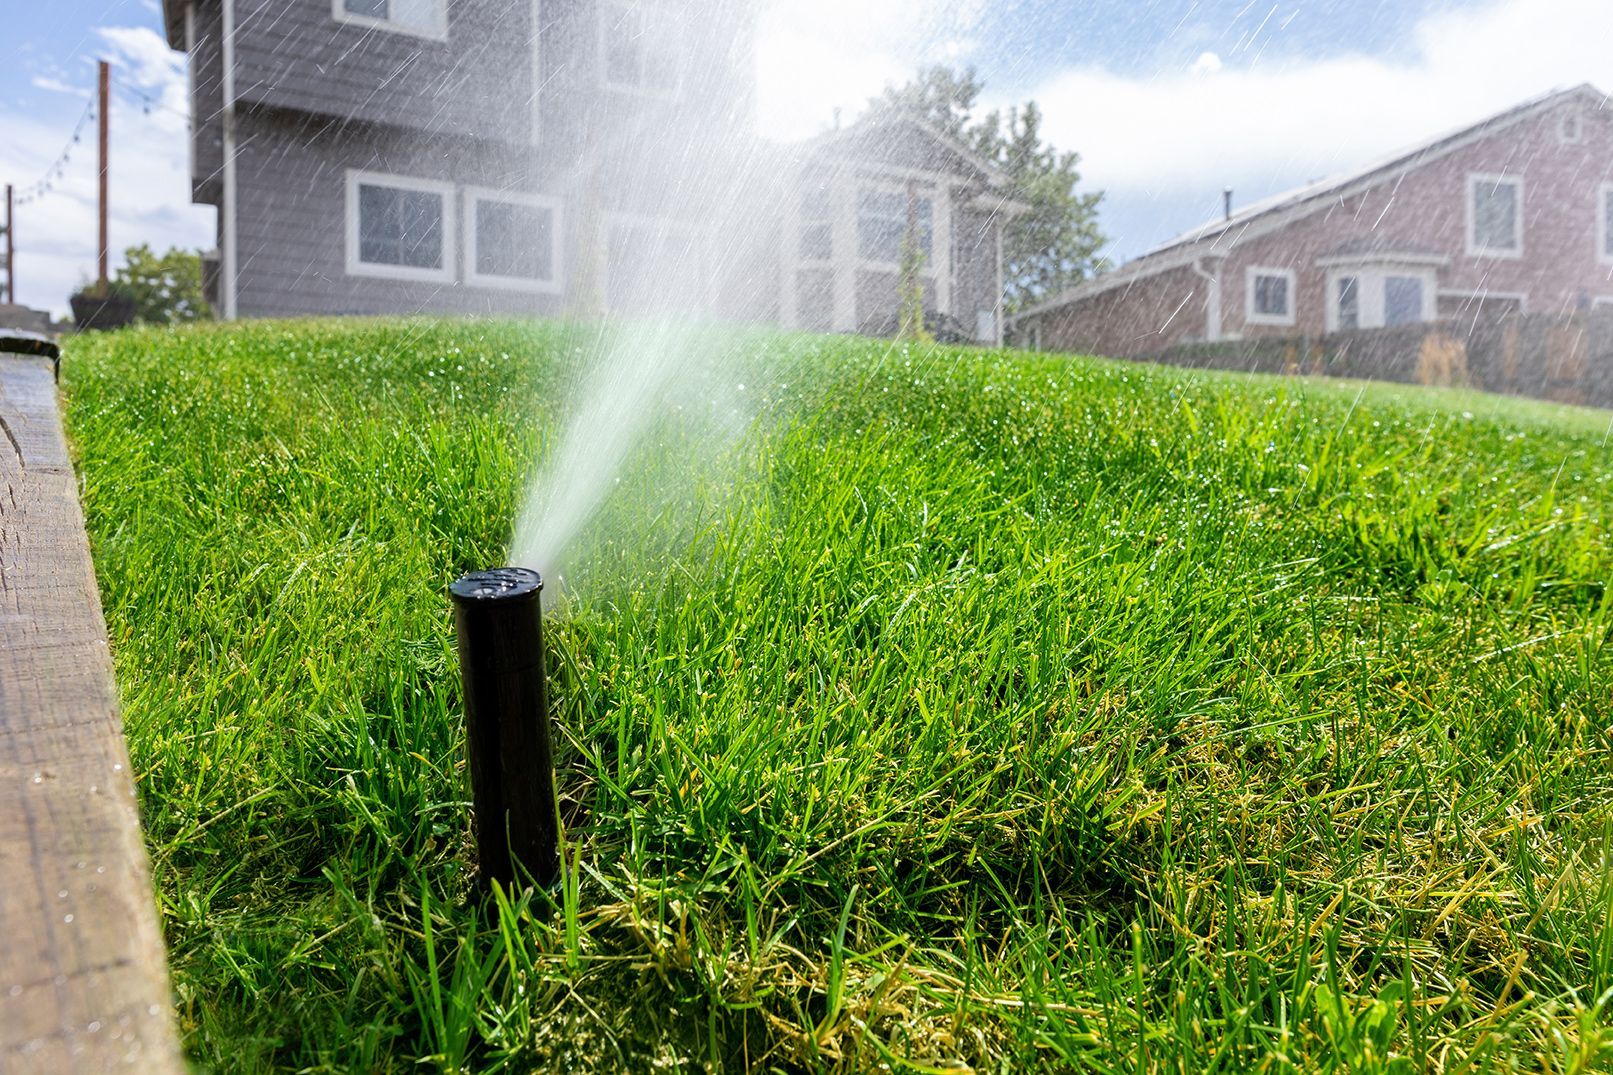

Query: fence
[[1152, 311, 1613, 408]]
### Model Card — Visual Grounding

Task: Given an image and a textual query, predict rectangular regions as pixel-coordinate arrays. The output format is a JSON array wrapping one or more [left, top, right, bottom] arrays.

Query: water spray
[[450, 568, 559, 889]]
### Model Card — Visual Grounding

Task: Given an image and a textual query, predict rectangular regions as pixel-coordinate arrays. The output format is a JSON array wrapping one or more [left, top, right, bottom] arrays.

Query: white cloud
[[1013, 0, 1613, 254], [31, 76, 91, 99], [4, 26, 211, 317], [754, 0, 990, 140]]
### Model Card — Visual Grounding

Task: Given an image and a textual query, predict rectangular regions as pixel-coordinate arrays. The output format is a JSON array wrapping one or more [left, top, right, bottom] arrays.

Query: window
[[857, 187, 933, 266], [1246, 267, 1296, 325], [1325, 264, 1438, 330], [1599, 183, 1613, 264], [1384, 276, 1425, 326], [799, 186, 834, 264], [345, 171, 455, 283], [1560, 112, 1583, 144], [1467, 174, 1522, 257], [464, 189, 562, 293], [1336, 276, 1360, 331], [333, 0, 447, 39], [599, 1, 681, 96]]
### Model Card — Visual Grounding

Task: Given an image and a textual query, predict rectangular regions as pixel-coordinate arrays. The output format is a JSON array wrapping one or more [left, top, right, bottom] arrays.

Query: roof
[[161, 0, 183, 50], [797, 112, 1014, 190], [1014, 83, 1610, 323]]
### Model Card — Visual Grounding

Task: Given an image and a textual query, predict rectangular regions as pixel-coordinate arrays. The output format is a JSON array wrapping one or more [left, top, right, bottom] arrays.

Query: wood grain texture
[[0, 354, 184, 1071]]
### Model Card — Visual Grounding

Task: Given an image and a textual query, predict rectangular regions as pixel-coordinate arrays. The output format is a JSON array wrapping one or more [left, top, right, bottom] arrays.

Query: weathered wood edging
[[0, 341, 183, 1071]]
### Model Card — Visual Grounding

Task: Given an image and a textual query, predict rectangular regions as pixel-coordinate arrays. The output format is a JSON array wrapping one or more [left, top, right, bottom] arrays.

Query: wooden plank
[[0, 353, 184, 1071]]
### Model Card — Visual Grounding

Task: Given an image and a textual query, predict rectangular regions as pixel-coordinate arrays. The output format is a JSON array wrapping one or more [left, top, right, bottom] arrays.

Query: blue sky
[[4, 0, 1611, 313]]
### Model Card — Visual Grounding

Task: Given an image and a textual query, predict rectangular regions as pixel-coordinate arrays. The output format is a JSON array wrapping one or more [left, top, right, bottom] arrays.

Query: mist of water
[[503, 2, 995, 583]]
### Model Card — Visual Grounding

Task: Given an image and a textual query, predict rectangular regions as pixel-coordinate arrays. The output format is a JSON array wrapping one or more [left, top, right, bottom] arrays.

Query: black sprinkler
[[450, 568, 559, 889]]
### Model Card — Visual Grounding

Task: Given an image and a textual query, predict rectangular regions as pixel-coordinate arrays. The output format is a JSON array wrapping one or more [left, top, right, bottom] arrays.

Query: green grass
[[63, 318, 1613, 1073]]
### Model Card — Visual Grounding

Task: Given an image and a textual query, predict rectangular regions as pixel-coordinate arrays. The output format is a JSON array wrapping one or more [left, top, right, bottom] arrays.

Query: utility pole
[[98, 59, 110, 291], [3, 184, 13, 305]]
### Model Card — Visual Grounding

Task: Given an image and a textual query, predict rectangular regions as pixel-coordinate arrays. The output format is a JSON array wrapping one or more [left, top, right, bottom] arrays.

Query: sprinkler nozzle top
[[450, 567, 543, 604]]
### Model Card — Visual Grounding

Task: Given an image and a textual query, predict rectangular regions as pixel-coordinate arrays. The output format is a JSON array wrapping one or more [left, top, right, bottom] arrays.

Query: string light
[[13, 100, 96, 208], [109, 73, 192, 123], [11, 74, 191, 209]]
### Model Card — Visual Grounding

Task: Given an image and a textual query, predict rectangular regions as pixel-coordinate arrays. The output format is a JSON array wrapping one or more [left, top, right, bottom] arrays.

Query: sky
[[3, 0, 1612, 315]]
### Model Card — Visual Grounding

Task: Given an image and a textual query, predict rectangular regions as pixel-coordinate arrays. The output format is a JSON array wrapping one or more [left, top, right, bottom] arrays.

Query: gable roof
[[1014, 83, 1610, 323], [797, 112, 1013, 190]]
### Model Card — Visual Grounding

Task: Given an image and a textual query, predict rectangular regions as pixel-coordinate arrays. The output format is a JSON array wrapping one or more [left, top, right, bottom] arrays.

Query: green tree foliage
[[869, 66, 1108, 313], [112, 244, 212, 324]]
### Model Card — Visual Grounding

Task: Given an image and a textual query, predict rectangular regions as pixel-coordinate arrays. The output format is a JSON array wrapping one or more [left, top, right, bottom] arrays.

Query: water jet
[[450, 567, 559, 889]]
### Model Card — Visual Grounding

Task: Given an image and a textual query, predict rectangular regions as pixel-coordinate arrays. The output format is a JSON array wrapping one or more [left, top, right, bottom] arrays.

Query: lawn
[[64, 318, 1613, 1073]]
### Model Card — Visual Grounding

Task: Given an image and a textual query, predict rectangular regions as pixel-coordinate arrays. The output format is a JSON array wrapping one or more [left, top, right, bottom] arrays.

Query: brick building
[[1013, 85, 1613, 358]]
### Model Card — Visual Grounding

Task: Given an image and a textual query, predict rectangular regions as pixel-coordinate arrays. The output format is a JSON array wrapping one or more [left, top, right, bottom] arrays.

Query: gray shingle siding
[[234, 110, 569, 317], [232, 0, 535, 143], [953, 207, 1003, 343]]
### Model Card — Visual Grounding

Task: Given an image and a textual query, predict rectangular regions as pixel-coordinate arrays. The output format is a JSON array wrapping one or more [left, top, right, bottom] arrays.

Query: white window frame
[[598, 0, 682, 99], [1245, 266, 1297, 327], [1598, 182, 1613, 266], [463, 188, 564, 294], [1325, 265, 1439, 331], [1437, 288, 1528, 315], [345, 169, 457, 284], [599, 212, 706, 313], [530, 0, 543, 144], [1466, 173, 1524, 259], [332, 0, 448, 41]]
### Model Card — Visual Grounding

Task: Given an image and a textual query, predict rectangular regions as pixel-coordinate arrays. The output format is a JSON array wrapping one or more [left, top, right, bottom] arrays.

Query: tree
[[112, 244, 212, 324], [868, 66, 1108, 314]]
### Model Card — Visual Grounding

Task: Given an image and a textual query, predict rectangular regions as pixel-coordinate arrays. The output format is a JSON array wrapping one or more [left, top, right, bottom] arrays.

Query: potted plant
[[69, 280, 137, 332]]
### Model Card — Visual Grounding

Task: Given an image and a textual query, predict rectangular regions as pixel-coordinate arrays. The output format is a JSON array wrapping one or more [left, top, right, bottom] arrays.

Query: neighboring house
[[779, 115, 1018, 343], [1013, 85, 1613, 357], [162, 0, 1011, 344]]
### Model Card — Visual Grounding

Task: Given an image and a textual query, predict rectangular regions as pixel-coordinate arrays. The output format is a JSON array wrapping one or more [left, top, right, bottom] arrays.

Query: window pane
[[390, 0, 445, 33], [801, 187, 833, 222], [344, 0, 389, 17], [1337, 276, 1359, 330], [476, 199, 554, 281], [857, 189, 933, 264], [1604, 191, 1613, 258], [1254, 274, 1289, 317], [1385, 276, 1424, 326], [1473, 180, 1518, 251], [603, 4, 643, 85], [358, 184, 443, 270]]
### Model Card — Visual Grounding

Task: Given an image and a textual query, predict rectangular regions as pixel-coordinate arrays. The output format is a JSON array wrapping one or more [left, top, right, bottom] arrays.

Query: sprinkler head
[[450, 568, 559, 889]]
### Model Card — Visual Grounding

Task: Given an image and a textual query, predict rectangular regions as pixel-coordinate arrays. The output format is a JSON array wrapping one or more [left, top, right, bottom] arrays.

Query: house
[[162, 0, 1011, 344], [1012, 85, 1613, 357]]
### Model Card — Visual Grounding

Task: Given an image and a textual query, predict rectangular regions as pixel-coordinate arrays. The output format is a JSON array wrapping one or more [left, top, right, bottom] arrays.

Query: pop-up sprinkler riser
[[450, 568, 559, 889]]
